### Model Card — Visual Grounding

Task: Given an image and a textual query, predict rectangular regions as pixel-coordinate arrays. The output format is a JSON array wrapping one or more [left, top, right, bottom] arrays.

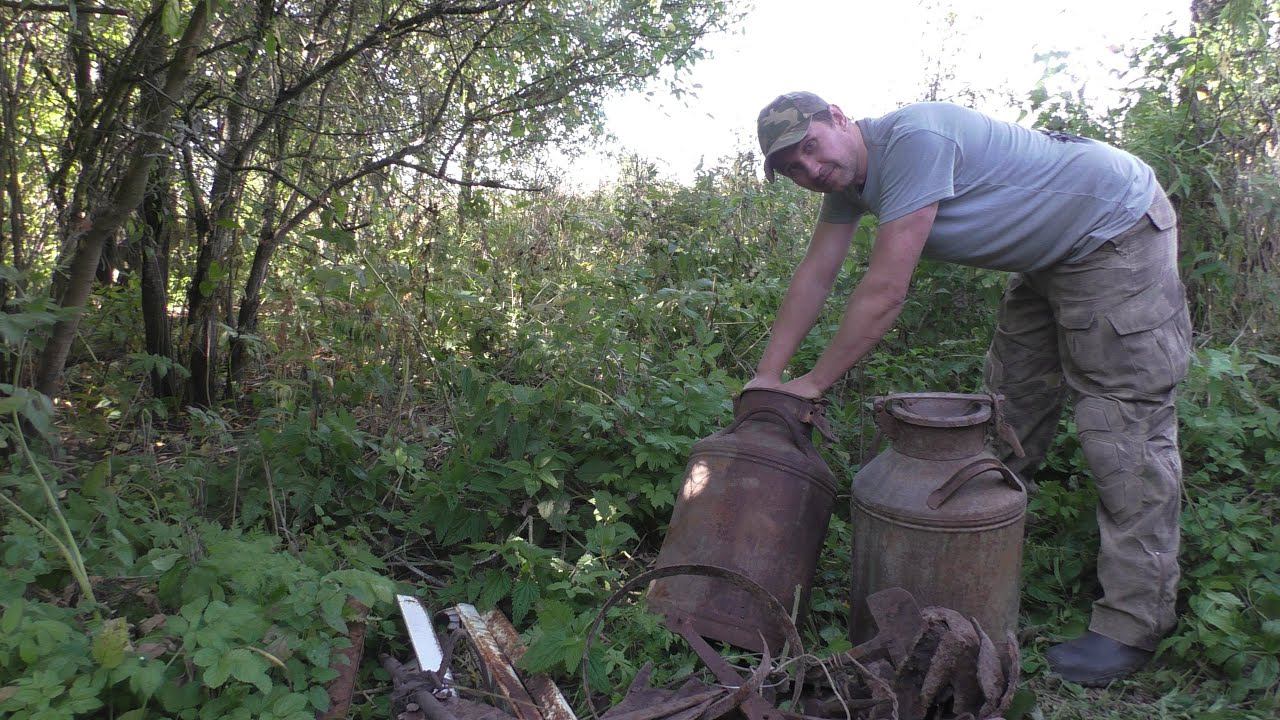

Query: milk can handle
[[868, 396, 895, 452], [926, 458, 1026, 510], [989, 394, 1027, 459], [726, 406, 809, 449]]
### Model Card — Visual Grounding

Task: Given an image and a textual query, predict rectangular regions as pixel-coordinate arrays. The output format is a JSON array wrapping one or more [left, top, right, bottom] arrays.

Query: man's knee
[[1075, 395, 1181, 531]]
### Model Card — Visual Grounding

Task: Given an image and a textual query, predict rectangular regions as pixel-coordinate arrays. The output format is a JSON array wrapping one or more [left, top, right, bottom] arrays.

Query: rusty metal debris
[[584, 563, 806, 720], [388, 579, 1018, 720], [387, 600, 576, 720], [806, 589, 1020, 720], [320, 598, 370, 720], [398, 594, 458, 697]]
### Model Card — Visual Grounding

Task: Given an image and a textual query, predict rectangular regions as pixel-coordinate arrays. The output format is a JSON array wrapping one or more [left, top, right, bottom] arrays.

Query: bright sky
[[569, 0, 1189, 187]]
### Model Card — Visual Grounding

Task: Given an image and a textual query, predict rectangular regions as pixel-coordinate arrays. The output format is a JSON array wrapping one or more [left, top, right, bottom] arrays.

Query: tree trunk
[[35, 1, 209, 397], [229, 153, 283, 380], [0, 52, 22, 387], [184, 0, 275, 407], [1190, 0, 1230, 24], [1, 49, 23, 275], [139, 163, 178, 398]]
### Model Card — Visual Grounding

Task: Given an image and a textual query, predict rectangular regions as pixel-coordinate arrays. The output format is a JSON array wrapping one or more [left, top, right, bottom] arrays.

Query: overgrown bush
[[4, 8, 1280, 714]]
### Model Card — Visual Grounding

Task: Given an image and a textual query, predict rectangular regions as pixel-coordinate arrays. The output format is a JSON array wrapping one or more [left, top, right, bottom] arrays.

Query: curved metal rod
[[724, 406, 809, 449], [926, 458, 1026, 510], [579, 563, 807, 720]]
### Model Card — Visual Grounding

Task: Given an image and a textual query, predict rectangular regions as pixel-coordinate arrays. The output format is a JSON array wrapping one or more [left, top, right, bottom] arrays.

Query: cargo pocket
[[1056, 304, 1107, 382], [1104, 283, 1188, 392]]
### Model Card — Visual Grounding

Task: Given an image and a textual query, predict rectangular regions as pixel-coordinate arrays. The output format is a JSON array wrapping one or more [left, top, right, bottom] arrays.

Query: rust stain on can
[[648, 388, 837, 653], [850, 393, 1027, 644]]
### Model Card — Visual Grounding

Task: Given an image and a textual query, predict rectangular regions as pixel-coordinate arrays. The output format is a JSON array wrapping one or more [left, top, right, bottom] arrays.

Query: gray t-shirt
[[819, 102, 1158, 272]]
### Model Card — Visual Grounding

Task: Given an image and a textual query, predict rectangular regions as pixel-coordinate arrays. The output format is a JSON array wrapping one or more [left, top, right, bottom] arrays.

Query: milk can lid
[[882, 393, 993, 429]]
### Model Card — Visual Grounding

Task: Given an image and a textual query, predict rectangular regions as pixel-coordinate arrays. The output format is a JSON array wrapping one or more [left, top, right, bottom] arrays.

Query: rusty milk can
[[849, 392, 1027, 643], [648, 388, 837, 652]]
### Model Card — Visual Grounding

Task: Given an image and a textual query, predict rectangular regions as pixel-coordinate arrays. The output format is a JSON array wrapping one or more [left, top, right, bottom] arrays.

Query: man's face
[[770, 107, 861, 194]]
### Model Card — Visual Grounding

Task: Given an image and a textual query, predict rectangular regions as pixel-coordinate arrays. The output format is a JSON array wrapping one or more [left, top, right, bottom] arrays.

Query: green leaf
[[273, 692, 309, 715], [161, 0, 181, 38], [319, 591, 347, 633], [1254, 352, 1280, 367], [150, 553, 182, 572], [203, 652, 232, 688], [131, 661, 166, 698], [92, 618, 130, 670], [1248, 655, 1279, 690], [508, 421, 530, 458], [307, 684, 331, 711], [228, 647, 272, 693], [511, 579, 539, 625], [192, 647, 221, 668], [0, 309, 59, 345], [1, 599, 23, 634], [82, 460, 111, 497]]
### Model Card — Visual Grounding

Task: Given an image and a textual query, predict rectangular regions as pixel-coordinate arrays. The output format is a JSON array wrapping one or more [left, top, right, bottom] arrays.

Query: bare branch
[[390, 159, 545, 191], [0, 1, 129, 16]]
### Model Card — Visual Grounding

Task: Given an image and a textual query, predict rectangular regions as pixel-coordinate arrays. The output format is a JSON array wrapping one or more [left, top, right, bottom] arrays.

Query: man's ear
[[828, 104, 848, 127]]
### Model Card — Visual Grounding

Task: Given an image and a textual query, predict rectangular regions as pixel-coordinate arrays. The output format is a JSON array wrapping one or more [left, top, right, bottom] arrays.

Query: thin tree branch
[[0, 1, 128, 16], [390, 159, 544, 191]]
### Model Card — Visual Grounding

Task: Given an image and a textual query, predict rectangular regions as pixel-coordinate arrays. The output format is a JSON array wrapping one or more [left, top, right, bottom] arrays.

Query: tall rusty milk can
[[849, 393, 1027, 643], [648, 388, 838, 652]]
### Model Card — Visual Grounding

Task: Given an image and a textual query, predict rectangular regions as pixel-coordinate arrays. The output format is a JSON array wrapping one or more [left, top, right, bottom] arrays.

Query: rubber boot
[[1045, 631, 1153, 686]]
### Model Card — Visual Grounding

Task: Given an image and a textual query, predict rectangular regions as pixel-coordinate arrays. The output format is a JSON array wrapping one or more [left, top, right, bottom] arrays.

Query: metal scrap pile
[[800, 589, 1020, 720], [385, 586, 1018, 720], [386, 599, 577, 720]]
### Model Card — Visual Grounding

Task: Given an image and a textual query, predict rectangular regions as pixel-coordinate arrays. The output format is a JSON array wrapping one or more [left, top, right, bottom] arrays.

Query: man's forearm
[[755, 260, 836, 377], [807, 280, 906, 389]]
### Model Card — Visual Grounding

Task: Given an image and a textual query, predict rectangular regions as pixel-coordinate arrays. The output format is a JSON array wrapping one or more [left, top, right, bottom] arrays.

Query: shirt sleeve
[[876, 129, 959, 223]]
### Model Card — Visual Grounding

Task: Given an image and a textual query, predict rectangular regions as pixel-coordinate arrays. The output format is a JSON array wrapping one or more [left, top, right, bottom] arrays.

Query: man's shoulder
[[864, 102, 988, 141]]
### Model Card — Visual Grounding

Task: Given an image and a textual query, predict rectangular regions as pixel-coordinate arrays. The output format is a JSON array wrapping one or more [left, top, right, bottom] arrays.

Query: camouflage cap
[[757, 91, 830, 182]]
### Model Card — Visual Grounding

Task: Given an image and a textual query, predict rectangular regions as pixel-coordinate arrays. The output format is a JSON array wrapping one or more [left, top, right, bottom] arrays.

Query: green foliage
[[1029, 0, 1280, 345], [1019, 347, 1280, 706], [7, 139, 1280, 716], [2, 7, 1279, 717], [0, 439, 397, 719]]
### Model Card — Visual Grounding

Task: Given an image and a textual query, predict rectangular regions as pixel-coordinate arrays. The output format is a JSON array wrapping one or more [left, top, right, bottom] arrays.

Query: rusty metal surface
[[455, 604, 545, 720], [383, 653, 518, 720], [851, 393, 1027, 645], [583, 563, 805, 720], [649, 388, 837, 653], [804, 591, 1020, 720], [916, 608, 981, 718], [483, 609, 578, 720], [398, 594, 457, 696], [856, 588, 924, 667], [971, 619, 1005, 719], [599, 663, 725, 720], [319, 598, 368, 720], [665, 612, 778, 720]]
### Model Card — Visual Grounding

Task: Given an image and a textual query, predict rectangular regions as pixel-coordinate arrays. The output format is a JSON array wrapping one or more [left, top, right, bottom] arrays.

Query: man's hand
[[778, 372, 825, 399], [743, 374, 783, 392]]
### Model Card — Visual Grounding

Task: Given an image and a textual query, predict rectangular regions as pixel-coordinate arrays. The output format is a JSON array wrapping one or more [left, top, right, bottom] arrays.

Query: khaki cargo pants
[[983, 190, 1191, 651]]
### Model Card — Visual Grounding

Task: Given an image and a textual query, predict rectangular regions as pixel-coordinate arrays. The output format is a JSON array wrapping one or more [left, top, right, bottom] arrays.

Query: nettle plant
[[0, 416, 398, 720]]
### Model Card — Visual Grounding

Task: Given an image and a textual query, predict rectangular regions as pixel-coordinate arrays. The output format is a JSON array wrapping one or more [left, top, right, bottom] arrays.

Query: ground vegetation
[[1, 1, 1277, 718]]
